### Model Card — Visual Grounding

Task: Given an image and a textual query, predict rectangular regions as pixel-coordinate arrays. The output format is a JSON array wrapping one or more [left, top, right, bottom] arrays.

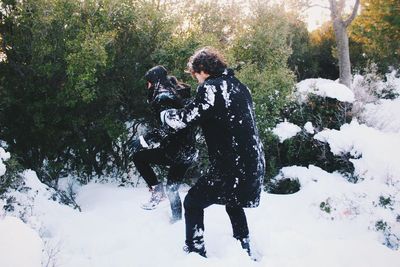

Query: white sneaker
[[141, 184, 166, 210]]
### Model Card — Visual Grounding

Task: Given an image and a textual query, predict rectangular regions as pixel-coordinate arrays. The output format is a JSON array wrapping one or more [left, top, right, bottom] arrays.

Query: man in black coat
[[131, 66, 197, 223], [161, 47, 265, 259]]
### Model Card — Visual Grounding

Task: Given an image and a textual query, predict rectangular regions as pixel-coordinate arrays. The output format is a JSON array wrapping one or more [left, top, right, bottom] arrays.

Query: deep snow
[[1, 161, 399, 267], [4, 176, 399, 267], [0, 216, 43, 267]]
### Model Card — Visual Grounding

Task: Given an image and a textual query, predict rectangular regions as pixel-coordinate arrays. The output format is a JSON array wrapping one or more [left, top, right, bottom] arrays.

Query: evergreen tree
[[351, 0, 400, 71]]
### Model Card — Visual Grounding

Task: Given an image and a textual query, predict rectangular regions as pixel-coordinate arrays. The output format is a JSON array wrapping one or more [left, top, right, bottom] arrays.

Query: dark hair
[[145, 65, 191, 102], [187, 47, 227, 76], [144, 65, 168, 84]]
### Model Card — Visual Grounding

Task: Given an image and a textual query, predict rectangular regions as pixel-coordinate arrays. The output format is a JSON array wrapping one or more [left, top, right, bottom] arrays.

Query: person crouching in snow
[[160, 47, 265, 260], [131, 65, 197, 223]]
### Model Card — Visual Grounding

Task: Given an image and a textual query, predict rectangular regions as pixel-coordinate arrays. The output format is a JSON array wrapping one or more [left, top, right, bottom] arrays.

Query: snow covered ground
[[1, 73, 400, 266], [0, 216, 43, 267], [2, 173, 399, 267]]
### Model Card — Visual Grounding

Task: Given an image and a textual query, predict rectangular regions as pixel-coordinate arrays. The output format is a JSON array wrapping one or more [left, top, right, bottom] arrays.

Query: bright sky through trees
[[296, 0, 360, 31], [305, 5, 331, 31]]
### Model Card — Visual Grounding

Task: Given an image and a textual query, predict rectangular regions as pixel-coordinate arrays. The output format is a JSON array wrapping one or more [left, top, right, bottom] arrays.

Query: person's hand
[[130, 133, 162, 154], [160, 109, 186, 130], [160, 109, 177, 126]]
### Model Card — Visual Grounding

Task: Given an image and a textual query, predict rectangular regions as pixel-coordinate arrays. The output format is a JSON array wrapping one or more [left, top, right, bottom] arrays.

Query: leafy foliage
[[287, 18, 318, 80], [0, 155, 24, 195], [231, 3, 292, 71], [0, 0, 174, 183], [351, 0, 400, 71], [231, 3, 296, 171], [309, 23, 340, 80], [236, 65, 295, 139]]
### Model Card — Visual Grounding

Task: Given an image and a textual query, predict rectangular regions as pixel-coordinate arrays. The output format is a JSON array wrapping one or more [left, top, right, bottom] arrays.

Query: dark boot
[[239, 237, 251, 255], [183, 240, 207, 258], [141, 183, 166, 210], [238, 237, 262, 262], [166, 183, 182, 223]]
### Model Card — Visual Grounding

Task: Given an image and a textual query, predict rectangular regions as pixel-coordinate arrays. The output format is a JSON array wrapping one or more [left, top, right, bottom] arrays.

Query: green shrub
[[375, 220, 400, 250], [0, 155, 24, 196], [237, 65, 295, 137], [266, 92, 358, 193], [0, 0, 175, 183], [320, 201, 332, 214]]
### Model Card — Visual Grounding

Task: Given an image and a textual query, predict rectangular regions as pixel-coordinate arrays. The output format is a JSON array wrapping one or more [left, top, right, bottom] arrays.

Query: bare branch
[[287, 0, 330, 13], [344, 0, 360, 27], [307, 4, 330, 10]]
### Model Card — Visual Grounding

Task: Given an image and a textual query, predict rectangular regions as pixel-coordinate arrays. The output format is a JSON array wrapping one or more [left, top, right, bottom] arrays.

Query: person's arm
[[130, 127, 163, 153], [161, 83, 217, 130]]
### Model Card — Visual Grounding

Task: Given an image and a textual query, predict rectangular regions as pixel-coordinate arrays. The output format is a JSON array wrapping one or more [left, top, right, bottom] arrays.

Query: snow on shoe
[[141, 183, 166, 210]]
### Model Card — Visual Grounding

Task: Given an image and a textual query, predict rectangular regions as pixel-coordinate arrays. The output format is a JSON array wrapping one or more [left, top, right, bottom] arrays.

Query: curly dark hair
[[187, 47, 227, 76]]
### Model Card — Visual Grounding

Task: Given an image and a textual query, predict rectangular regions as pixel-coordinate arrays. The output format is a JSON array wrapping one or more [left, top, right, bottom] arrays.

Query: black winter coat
[[144, 83, 197, 164], [163, 69, 265, 207]]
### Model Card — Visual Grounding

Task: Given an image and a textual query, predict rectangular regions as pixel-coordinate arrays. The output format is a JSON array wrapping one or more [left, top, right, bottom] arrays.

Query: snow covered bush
[[271, 161, 400, 250], [270, 83, 400, 248], [355, 70, 400, 133], [290, 79, 354, 130], [352, 65, 400, 117], [0, 147, 24, 195], [0, 147, 9, 176], [268, 73, 400, 250], [266, 79, 356, 193], [1, 148, 81, 266], [352, 64, 381, 106], [1, 148, 80, 220], [360, 99, 400, 133], [3, 169, 79, 222], [314, 121, 400, 249]]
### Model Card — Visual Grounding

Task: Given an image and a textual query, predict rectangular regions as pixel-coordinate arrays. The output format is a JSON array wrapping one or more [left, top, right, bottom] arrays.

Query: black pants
[[184, 177, 249, 249], [132, 148, 189, 187]]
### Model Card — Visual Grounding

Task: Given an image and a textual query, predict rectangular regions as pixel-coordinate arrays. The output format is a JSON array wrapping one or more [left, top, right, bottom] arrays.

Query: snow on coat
[[132, 80, 197, 165], [163, 69, 265, 207]]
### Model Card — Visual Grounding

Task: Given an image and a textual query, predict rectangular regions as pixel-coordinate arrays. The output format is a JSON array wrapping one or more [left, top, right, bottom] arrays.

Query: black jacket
[[143, 81, 197, 164], [163, 69, 265, 207]]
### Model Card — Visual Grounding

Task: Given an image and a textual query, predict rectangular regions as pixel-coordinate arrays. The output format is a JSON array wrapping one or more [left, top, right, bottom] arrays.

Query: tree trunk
[[332, 19, 352, 88], [328, 0, 360, 88]]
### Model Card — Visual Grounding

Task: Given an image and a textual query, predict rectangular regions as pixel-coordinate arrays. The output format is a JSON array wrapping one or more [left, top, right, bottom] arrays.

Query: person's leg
[[225, 206, 249, 240], [132, 148, 169, 187], [225, 205, 260, 261], [132, 149, 170, 209], [183, 178, 217, 257], [166, 163, 190, 223]]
